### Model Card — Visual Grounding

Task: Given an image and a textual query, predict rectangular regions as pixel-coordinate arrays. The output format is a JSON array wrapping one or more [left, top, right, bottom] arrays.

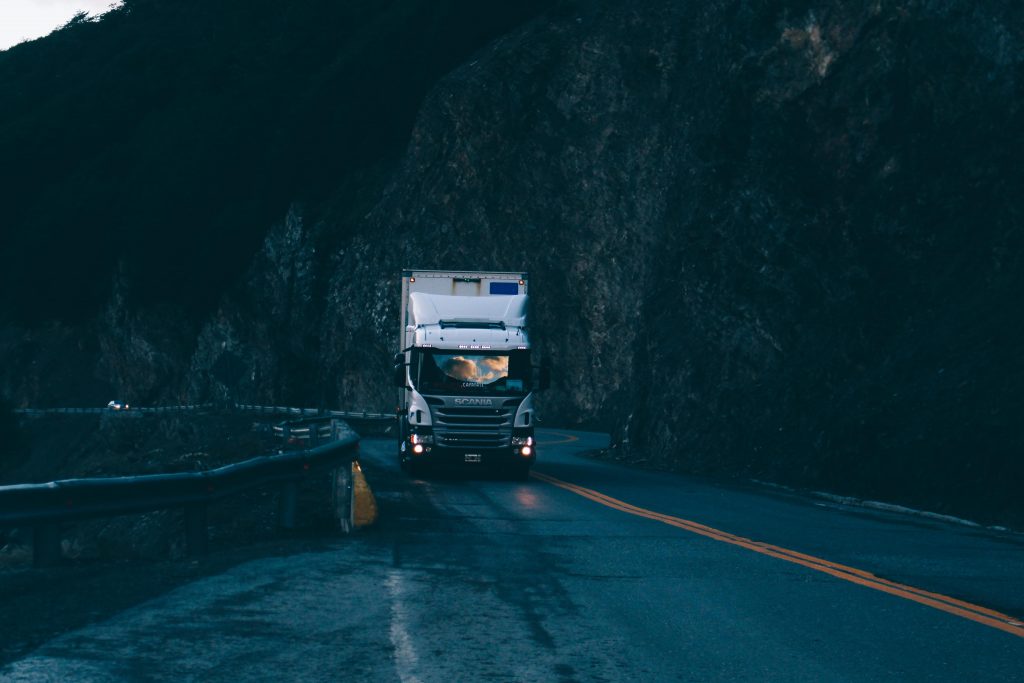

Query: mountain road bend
[[2, 429, 1022, 681]]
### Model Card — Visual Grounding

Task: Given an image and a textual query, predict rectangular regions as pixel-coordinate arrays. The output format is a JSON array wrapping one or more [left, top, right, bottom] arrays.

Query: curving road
[[2, 430, 1022, 681]]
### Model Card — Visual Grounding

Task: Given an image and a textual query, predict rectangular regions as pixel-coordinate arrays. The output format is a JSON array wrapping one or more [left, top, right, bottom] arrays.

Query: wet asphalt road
[[2, 430, 1022, 681]]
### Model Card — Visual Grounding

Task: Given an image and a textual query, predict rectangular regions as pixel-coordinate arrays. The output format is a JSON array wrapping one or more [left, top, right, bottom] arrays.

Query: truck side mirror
[[537, 364, 551, 392], [393, 364, 407, 388]]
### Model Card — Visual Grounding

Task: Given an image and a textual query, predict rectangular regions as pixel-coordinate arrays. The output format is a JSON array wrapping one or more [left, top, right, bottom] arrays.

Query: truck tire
[[508, 463, 531, 481], [398, 439, 409, 472], [407, 460, 428, 479]]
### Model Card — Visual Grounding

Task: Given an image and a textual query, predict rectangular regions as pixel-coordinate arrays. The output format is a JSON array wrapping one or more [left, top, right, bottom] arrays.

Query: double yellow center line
[[531, 470, 1024, 639]]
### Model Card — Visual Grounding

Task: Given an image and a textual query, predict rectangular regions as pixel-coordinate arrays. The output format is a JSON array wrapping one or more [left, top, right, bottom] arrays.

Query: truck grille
[[428, 400, 517, 449]]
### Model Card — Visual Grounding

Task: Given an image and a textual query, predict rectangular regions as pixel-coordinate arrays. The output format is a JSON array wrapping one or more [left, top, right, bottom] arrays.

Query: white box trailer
[[392, 270, 547, 477]]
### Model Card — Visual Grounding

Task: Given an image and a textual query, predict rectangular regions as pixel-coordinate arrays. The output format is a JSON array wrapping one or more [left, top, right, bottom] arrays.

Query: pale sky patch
[[0, 0, 123, 51]]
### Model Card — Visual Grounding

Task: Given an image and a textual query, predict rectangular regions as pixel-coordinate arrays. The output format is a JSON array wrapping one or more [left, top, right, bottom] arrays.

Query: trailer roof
[[402, 269, 527, 279]]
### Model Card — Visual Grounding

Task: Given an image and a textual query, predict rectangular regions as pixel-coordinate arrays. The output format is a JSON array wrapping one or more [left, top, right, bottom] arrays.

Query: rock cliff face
[[281, 0, 1022, 522], [4, 1, 1023, 522]]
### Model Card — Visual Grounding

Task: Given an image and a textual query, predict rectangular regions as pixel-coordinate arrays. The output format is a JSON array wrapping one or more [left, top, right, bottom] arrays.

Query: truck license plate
[[464, 453, 482, 463]]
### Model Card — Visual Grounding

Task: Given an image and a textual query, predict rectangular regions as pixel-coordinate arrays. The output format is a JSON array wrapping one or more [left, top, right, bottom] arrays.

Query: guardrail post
[[184, 505, 208, 556], [278, 481, 298, 529], [32, 523, 61, 568], [334, 464, 354, 534]]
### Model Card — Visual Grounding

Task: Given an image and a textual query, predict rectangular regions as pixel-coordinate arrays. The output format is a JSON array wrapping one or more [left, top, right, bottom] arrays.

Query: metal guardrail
[[236, 404, 394, 421], [0, 419, 360, 568], [13, 404, 217, 416], [273, 421, 336, 444], [13, 403, 394, 421]]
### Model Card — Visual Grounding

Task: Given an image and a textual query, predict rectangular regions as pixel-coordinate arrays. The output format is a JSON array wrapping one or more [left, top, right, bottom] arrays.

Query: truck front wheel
[[508, 463, 532, 481], [407, 459, 429, 478]]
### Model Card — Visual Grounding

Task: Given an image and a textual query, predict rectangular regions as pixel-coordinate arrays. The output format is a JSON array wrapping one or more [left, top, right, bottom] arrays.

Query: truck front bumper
[[402, 442, 535, 469]]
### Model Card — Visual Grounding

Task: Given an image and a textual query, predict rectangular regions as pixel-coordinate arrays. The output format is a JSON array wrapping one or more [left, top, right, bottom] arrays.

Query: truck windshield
[[413, 350, 531, 396]]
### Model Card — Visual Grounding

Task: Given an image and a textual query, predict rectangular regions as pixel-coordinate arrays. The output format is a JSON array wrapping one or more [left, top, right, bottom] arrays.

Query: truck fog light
[[520, 445, 532, 457], [412, 444, 425, 455]]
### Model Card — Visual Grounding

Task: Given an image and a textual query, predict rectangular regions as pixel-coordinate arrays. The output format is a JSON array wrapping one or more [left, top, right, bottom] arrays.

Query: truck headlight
[[410, 433, 433, 445], [512, 435, 534, 446]]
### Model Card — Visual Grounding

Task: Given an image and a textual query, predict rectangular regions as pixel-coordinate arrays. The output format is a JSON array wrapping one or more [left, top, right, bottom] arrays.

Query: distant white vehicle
[[106, 400, 130, 411]]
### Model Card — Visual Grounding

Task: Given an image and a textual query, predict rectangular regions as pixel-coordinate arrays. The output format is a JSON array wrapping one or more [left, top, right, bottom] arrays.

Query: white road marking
[[386, 570, 422, 683]]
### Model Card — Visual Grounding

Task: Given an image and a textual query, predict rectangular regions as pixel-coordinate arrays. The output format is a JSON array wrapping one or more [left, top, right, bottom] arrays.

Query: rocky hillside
[[2, 0, 1022, 524], [0, 0, 554, 402]]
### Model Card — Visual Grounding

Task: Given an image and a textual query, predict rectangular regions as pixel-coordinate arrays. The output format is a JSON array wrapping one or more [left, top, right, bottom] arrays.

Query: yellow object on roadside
[[352, 462, 378, 528]]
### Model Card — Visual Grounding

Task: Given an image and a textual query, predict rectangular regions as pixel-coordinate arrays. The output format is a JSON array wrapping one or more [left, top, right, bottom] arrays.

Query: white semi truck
[[393, 270, 549, 477]]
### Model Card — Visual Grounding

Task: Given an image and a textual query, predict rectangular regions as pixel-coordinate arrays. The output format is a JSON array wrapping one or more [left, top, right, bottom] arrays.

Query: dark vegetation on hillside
[[0, 413, 273, 486], [0, 0, 554, 323], [0, 401, 27, 471]]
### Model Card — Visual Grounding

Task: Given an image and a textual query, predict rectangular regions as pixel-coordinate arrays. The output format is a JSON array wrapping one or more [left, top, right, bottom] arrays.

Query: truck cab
[[393, 270, 548, 477]]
